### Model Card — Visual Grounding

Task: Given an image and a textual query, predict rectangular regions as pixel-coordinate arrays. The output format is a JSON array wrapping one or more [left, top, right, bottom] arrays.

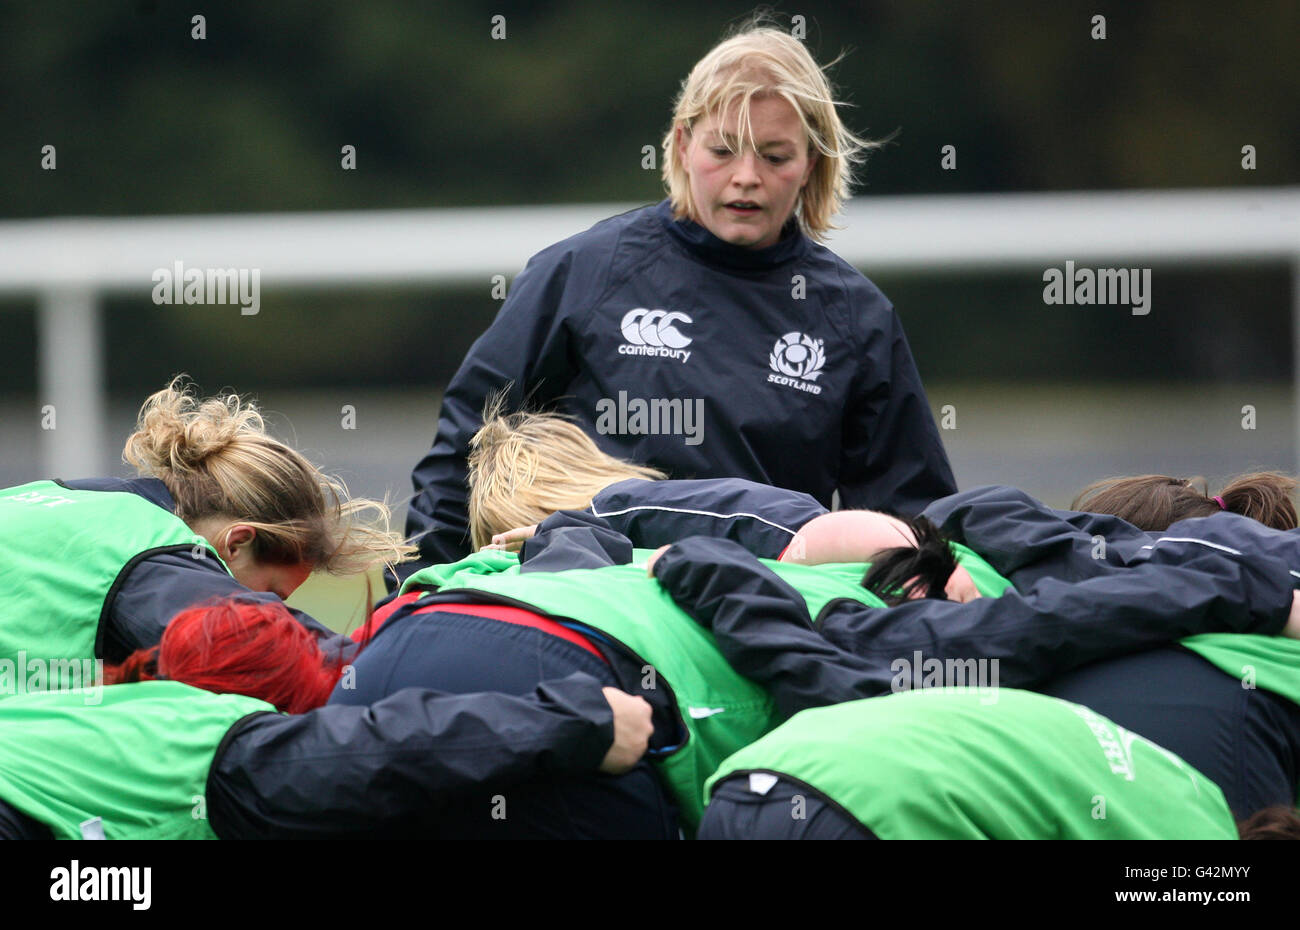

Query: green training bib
[[708, 687, 1237, 839], [0, 680, 273, 839]]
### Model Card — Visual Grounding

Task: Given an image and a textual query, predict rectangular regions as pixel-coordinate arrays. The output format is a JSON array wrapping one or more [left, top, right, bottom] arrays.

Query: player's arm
[[922, 484, 1150, 586], [590, 477, 826, 559], [518, 510, 635, 572], [813, 540, 1296, 690], [652, 534, 1296, 716], [401, 247, 586, 582], [207, 674, 650, 839], [651, 537, 885, 719]]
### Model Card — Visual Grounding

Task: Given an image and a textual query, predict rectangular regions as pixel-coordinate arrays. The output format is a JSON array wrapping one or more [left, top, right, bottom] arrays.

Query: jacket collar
[[656, 199, 809, 271], [54, 475, 177, 512]]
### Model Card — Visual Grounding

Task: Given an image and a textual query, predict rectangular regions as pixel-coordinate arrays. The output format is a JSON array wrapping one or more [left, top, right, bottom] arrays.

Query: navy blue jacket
[[208, 674, 614, 839], [650, 535, 1294, 721], [401, 199, 956, 580], [924, 484, 1300, 586], [587, 477, 826, 559], [60, 477, 354, 663], [921, 485, 1154, 586], [496, 509, 1286, 712]]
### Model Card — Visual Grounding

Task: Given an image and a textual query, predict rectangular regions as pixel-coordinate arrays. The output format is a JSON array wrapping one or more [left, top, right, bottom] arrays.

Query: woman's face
[[197, 520, 314, 600], [676, 94, 817, 249], [232, 558, 314, 602]]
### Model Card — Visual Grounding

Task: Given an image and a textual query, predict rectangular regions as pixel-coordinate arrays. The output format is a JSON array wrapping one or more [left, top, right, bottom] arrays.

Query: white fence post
[[37, 288, 106, 479], [1295, 258, 1300, 472]]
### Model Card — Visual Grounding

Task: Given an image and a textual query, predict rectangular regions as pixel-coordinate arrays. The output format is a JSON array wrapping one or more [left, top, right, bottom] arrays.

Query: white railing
[[3, 188, 1298, 476]]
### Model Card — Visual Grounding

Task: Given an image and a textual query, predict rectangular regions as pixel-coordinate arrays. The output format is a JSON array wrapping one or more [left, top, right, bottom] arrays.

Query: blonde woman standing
[[401, 21, 955, 582], [0, 376, 409, 688]]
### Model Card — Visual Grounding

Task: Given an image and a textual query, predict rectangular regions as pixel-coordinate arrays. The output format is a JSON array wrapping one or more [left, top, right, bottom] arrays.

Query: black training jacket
[[921, 484, 1155, 587], [923, 484, 1300, 587], [207, 674, 614, 838], [400, 199, 956, 581], [650, 535, 1294, 721], [586, 477, 825, 559]]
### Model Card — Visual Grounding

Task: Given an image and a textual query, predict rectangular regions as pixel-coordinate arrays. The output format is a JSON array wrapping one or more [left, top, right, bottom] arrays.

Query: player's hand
[[645, 545, 671, 577], [598, 688, 653, 773], [481, 524, 538, 552]]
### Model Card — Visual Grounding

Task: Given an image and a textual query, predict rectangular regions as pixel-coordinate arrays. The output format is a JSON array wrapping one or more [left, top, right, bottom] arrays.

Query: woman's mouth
[[725, 201, 761, 215]]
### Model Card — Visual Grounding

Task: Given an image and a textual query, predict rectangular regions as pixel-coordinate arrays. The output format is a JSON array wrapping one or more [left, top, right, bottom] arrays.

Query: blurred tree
[[0, 0, 1295, 391]]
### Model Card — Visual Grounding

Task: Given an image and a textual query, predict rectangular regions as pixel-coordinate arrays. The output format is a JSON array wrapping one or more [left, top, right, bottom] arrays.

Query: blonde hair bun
[[124, 377, 265, 476], [122, 376, 414, 575]]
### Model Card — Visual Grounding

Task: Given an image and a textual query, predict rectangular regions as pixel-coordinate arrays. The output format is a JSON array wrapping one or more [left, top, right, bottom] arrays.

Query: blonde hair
[[467, 400, 666, 550], [661, 19, 881, 241], [123, 377, 414, 575]]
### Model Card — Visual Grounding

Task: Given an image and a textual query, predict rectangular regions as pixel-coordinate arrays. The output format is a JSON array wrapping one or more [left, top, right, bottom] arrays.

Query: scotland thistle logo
[[769, 332, 826, 381]]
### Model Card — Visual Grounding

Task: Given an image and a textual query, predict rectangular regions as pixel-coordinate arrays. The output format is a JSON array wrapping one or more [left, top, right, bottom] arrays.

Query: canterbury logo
[[767, 331, 826, 395], [617, 308, 692, 363], [621, 308, 692, 348]]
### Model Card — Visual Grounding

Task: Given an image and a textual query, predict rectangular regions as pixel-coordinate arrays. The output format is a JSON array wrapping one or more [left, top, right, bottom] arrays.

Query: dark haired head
[[1237, 805, 1300, 840], [1073, 472, 1298, 532], [862, 515, 958, 606]]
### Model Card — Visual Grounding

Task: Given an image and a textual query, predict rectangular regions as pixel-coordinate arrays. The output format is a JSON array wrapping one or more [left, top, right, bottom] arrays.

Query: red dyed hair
[[105, 598, 347, 713]]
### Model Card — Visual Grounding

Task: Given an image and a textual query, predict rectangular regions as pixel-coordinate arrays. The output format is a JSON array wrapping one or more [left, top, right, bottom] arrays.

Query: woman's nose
[[730, 151, 762, 186]]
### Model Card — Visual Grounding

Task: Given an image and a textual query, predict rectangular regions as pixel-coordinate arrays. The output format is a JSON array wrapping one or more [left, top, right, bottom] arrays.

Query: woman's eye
[[709, 147, 731, 157], [766, 155, 790, 165]]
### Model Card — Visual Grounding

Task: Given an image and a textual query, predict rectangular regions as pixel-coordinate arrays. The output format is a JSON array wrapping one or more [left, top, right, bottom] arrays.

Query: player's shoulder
[[795, 240, 897, 354], [803, 238, 892, 311], [527, 202, 662, 268]]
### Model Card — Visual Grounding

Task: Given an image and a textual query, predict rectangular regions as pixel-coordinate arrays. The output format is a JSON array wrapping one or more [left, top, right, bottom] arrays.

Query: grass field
[[286, 567, 389, 635]]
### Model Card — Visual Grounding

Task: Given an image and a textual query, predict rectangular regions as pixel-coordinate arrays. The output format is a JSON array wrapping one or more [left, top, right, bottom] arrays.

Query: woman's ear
[[219, 524, 257, 563], [675, 124, 691, 169]]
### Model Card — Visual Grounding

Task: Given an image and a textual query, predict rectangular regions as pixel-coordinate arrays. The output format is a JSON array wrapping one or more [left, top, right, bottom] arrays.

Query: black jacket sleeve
[[207, 673, 615, 839], [653, 535, 1295, 719], [836, 308, 957, 516], [814, 541, 1293, 693], [653, 538, 889, 719], [1141, 511, 1300, 577], [921, 485, 1153, 587], [106, 550, 357, 664], [589, 478, 826, 558], [519, 510, 634, 572], [401, 247, 586, 582]]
